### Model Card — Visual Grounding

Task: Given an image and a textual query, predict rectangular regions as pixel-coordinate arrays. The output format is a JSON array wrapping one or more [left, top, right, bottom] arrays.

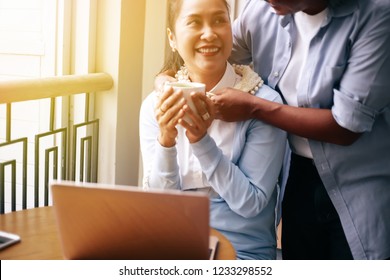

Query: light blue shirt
[[140, 64, 287, 259], [231, 0, 390, 259]]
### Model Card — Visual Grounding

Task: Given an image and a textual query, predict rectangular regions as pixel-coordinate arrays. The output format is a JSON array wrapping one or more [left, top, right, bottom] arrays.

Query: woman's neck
[[189, 74, 222, 92], [186, 65, 226, 92]]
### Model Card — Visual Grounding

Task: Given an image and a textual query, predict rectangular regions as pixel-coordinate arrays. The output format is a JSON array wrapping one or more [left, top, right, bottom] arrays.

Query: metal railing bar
[[85, 92, 90, 122], [0, 163, 3, 214], [94, 119, 99, 183], [35, 128, 67, 207], [86, 136, 92, 182], [0, 138, 28, 210], [72, 119, 99, 182], [50, 98, 55, 132], [6, 104, 11, 142], [0, 73, 113, 104], [80, 136, 92, 182], [0, 160, 16, 214], [45, 147, 58, 206]]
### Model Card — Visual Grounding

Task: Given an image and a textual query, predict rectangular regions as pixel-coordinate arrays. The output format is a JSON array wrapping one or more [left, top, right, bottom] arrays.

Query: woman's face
[[168, 0, 232, 79]]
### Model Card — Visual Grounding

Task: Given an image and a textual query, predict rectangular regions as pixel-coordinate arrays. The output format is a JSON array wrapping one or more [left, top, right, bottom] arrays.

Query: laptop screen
[[51, 181, 211, 260]]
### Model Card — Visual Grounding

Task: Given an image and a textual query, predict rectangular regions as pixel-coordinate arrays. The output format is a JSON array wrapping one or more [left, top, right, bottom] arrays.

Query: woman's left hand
[[179, 92, 215, 143]]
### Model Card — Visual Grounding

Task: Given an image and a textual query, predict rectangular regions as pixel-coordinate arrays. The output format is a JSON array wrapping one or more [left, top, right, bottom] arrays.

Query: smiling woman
[[140, 0, 287, 260]]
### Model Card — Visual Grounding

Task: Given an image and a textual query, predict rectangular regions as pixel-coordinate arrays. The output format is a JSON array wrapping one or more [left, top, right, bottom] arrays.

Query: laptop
[[51, 181, 217, 260]]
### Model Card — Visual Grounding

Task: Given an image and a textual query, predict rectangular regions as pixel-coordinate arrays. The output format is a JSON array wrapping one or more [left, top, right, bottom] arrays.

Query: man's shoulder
[[235, 0, 280, 34], [331, 0, 389, 8], [354, 0, 390, 24], [331, 0, 390, 27], [355, 0, 390, 11], [238, 0, 275, 21]]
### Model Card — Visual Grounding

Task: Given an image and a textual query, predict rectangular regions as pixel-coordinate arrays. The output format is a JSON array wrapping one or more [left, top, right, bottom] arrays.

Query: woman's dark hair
[[159, 0, 230, 75]]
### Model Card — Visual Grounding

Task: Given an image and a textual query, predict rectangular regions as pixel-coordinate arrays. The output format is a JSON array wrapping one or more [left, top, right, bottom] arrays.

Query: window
[[0, 0, 63, 212]]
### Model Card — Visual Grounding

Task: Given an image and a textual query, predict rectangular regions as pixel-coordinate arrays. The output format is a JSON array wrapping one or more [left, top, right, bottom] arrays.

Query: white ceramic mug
[[165, 81, 206, 123]]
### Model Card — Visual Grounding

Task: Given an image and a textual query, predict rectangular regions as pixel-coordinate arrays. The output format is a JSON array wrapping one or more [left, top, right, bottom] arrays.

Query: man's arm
[[211, 87, 361, 146]]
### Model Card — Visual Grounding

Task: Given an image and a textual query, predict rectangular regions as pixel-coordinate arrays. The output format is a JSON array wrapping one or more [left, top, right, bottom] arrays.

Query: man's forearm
[[251, 98, 361, 146]]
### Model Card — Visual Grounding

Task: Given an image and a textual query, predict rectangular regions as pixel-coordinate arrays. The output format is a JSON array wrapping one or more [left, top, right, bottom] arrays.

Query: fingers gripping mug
[[164, 82, 206, 124]]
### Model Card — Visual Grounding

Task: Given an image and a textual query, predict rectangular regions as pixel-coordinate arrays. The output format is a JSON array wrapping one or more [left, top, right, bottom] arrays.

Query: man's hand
[[154, 71, 176, 92], [211, 87, 256, 122]]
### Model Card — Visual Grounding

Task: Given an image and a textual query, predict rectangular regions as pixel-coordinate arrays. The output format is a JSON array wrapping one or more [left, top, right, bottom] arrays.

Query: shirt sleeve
[[191, 87, 287, 219], [332, 7, 390, 133], [229, 0, 255, 65], [139, 92, 181, 190]]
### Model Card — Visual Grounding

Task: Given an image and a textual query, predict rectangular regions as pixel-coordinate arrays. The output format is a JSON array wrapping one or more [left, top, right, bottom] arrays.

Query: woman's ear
[[167, 28, 176, 52]]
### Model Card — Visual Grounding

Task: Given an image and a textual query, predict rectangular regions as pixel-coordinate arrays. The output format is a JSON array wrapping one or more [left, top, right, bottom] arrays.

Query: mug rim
[[166, 81, 205, 88]]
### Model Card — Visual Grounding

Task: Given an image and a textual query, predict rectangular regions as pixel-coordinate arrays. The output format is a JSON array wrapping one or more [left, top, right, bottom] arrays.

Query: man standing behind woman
[[211, 0, 390, 260], [139, 0, 286, 259]]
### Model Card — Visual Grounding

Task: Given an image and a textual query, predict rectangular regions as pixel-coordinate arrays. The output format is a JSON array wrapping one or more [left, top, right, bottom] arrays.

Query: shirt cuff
[[332, 89, 377, 133], [191, 134, 220, 167], [155, 143, 178, 172]]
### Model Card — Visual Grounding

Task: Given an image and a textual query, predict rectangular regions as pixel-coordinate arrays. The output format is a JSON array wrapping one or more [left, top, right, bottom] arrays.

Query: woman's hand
[[155, 86, 186, 147], [179, 92, 215, 143]]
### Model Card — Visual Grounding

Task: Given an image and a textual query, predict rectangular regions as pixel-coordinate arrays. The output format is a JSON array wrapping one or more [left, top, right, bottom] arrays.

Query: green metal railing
[[34, 127, 67, 208], [0, 101, 28, 214], [0, 73, 113, 214]]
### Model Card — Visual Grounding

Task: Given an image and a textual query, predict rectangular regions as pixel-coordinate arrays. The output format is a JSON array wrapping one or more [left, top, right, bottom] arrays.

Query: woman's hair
[[159, 0, 231, 75]]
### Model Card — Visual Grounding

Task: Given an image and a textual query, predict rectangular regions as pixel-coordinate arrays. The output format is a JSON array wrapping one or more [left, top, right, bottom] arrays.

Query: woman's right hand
[[155, 86, 186, 147], [180, 91, 216, 143]]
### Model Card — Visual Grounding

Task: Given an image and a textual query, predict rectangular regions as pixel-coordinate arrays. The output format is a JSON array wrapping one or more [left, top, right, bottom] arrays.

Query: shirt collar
[[274, 0, 357, 27], [209, 63, 238, 93]]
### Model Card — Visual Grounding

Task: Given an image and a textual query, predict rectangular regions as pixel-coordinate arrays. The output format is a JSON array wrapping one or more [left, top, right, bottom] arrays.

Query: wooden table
[[0, 206, 235, 260]]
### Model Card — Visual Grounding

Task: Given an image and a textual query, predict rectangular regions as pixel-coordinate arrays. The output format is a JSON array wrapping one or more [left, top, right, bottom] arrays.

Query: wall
[[94, 0, 145, 186]]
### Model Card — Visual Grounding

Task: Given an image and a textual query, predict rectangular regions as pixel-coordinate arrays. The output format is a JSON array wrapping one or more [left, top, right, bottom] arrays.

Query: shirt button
[[273, 72, 279, 77], [288, 42, 292, 48]]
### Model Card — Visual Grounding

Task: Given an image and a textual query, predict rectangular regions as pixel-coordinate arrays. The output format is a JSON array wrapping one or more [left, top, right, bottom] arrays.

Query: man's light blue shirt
[[231, 0, 390, 259]]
